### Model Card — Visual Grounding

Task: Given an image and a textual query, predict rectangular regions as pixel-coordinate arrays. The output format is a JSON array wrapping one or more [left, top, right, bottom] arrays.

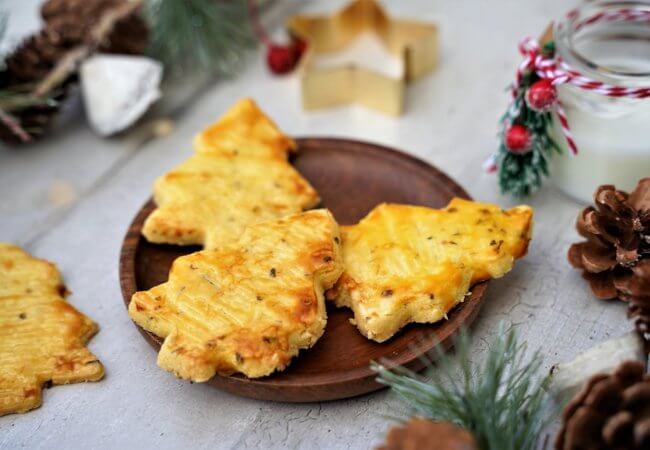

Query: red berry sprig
[[505, 124, 532, 153], [493, 40, 564, 197]]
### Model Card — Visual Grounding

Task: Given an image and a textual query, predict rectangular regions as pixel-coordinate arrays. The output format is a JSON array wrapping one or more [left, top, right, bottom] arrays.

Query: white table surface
[[0, 1, 635, 449]]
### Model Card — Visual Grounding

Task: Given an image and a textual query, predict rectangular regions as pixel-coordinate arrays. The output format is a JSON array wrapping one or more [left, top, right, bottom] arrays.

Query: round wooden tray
[[119, 137, 488, 402]]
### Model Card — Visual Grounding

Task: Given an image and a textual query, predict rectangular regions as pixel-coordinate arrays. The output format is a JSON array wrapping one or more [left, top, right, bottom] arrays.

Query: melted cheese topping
[[130, 210, 343, 380], [193, 97, 297, 159], [142, 98, 319, 249], [0, 244, 104, 416], [327, 199, 533, 342]]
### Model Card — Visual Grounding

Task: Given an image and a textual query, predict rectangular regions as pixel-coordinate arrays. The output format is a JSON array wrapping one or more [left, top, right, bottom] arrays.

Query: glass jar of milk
[[551, 1, 650, 203]]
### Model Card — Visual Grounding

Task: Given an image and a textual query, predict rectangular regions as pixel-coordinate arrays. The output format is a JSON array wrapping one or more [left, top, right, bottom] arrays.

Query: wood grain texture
[[119, 138, 488, 402]]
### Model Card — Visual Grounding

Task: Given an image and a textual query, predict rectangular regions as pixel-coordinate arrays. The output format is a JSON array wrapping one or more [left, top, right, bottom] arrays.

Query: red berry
[[266, 44, 298, 74], [525, 79, 557, 112], [505, 124, 532, 153]]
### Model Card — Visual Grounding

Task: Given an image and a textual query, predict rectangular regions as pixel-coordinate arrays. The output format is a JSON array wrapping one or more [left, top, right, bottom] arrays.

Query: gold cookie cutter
[[287, 0, 439, 116]]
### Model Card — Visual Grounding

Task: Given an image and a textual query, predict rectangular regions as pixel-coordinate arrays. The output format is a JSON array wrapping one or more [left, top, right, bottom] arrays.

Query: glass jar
[[551, 0, 650, 203]]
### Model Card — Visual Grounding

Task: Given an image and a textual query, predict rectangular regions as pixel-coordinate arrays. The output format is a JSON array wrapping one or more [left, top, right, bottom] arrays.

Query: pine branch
[[0, 88, 60, 141], [373, 323, 553, 450], [144, 0, 255, 78], [0, 107, 31, 142], [0, 88, 59, 111]]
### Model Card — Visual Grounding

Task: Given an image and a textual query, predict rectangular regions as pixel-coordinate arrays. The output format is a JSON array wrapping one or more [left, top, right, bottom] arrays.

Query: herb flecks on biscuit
[[130, 210, 343, 380], [327, 199, 533, 342], [142, 98, 319, 249], [0, 243, 104, 417]]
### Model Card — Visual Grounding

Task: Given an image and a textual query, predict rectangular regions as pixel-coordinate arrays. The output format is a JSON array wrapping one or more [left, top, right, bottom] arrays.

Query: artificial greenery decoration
[[496, 85, 561, 197], [144, 0, 255, 78], [373, 324, 553, 450], [493, 40, 563, 197]]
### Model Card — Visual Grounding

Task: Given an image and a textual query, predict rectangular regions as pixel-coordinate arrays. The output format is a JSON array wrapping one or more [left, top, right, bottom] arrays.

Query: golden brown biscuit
[[142, 98, 319, 249], [130, 209, 343, 380], [0, 243, 104, 416], [327, 199, 533, 342], [193, 97, 297, 159]]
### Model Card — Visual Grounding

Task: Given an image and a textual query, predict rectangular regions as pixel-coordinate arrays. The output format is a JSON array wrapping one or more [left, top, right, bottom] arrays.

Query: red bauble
[[525, 79, 557, 112], [266, 39, 306, 75], [505, 124, 532, 153]]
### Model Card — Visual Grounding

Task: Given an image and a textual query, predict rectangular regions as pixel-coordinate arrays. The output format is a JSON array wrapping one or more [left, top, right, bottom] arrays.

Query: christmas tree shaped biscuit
[[130, 210, 343, 380], [0, 243, 104, 416], [327, 199, 533, 342], [142, 98, 319, 249]]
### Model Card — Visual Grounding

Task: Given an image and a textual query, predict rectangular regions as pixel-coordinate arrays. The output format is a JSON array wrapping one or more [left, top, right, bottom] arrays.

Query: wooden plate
[[119, 138, 488, 402]]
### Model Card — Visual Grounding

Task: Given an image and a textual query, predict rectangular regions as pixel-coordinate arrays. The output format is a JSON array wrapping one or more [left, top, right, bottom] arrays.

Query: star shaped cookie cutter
[[287, 0, 439, 116]]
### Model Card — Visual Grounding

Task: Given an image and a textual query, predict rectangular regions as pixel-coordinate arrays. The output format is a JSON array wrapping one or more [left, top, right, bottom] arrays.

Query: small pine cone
[[555, 360, 650, 450], [0, 27, 72, 144], [4, 29, 67, 84], [377, 418, 477, 450], [568, 179, 650, 347]]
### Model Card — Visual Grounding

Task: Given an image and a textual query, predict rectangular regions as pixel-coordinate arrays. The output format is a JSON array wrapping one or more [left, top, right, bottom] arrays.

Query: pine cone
[[377, 418, 477, 450], [0, 0, 148, 144], [555, 360, 650, 450], [0, 27, 69, 144], [4, 30, 63, 84], [41, 0, 148, 55], [568, 179, 650, 348]]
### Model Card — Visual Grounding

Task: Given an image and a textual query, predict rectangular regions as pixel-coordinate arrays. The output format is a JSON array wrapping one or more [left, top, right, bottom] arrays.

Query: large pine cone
[[568, 179, 650, 347], [377, 418, 477, 450], [555, 360, 650, 450], [0, 0, 148, 144]]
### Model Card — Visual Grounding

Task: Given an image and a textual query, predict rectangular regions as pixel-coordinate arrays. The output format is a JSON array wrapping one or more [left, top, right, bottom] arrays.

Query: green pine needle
[[143, 0, 255, 78], [0, 88, 59, 112], [372, 324, 553, 450]]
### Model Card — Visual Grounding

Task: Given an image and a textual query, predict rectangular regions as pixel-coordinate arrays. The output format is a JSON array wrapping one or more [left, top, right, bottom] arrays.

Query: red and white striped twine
[[486, 7, 650, 173], [571, 7, 650, 31]]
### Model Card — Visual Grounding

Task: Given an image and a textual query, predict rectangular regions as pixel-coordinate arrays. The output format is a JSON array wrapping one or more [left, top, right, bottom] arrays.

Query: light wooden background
[[0, 1, 634, 449]]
